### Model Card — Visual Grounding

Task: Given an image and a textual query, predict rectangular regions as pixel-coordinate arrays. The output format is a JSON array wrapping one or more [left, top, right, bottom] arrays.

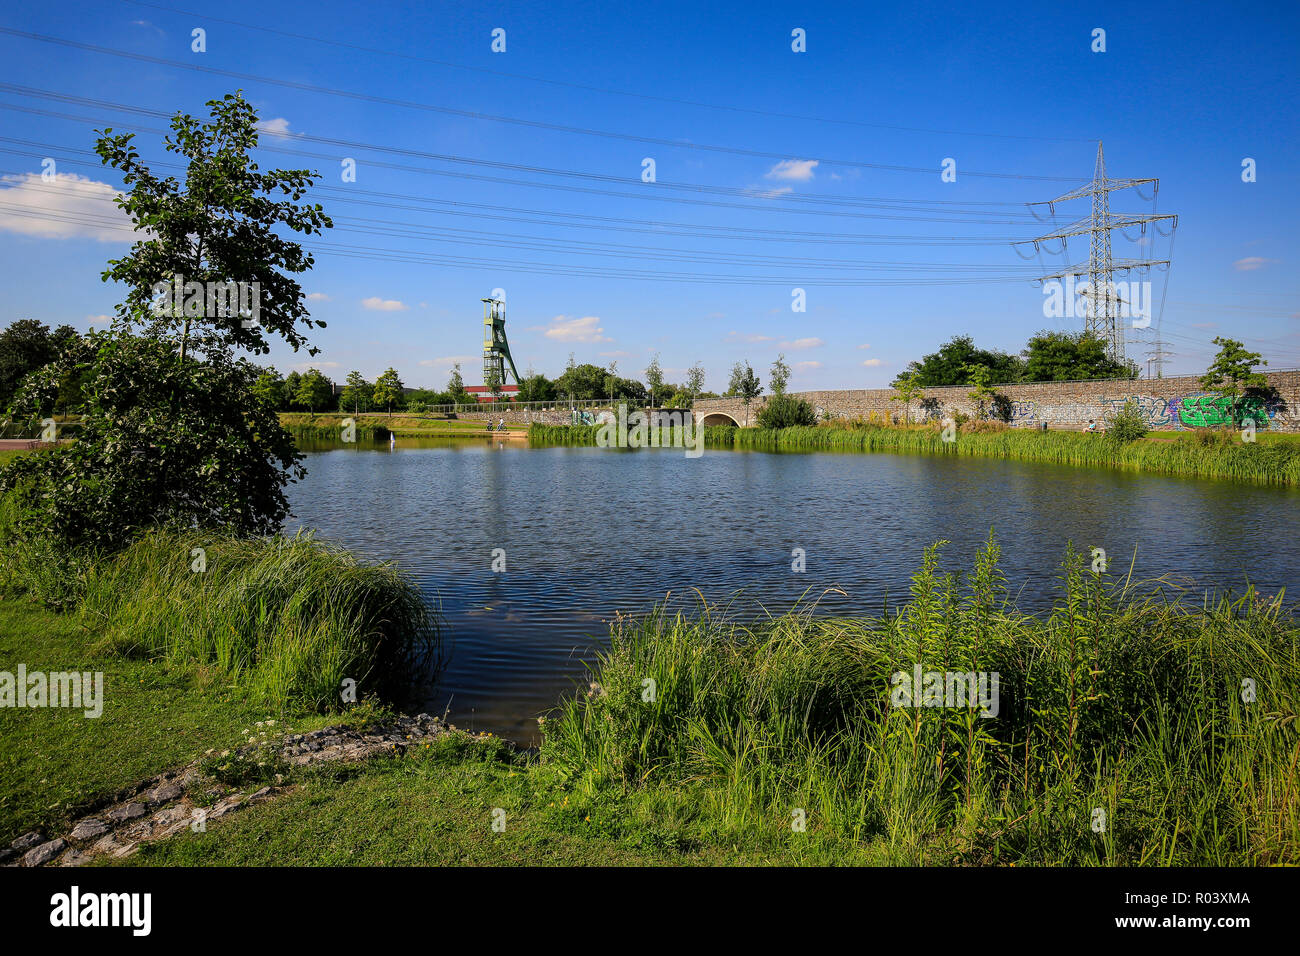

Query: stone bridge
[[692, 370, 1300, 432]]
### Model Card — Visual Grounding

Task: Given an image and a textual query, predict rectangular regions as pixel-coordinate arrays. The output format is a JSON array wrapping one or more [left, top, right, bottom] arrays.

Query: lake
[[287, 436, 1300, 743]]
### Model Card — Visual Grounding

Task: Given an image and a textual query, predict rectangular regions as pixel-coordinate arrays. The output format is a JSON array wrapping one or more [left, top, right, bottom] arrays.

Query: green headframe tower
[[481, 296, 521, 394]]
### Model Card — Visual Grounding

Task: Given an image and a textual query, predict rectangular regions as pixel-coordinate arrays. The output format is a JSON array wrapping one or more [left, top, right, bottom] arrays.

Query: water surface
[[286, 437, 1300, 743]]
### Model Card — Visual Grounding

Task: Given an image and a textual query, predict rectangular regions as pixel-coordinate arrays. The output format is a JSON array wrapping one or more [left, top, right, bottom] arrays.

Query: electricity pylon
[[481, 296, 520, 395], [1015, 142, 1177, 364]]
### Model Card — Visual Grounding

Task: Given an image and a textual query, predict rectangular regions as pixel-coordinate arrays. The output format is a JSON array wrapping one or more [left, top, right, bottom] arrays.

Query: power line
[[0, 27, 1083, 183], [119, 0, 1099, 144]]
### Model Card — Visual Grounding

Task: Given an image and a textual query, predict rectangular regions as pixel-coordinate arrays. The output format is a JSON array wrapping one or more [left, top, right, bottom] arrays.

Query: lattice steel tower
[[1016, 142, 1177, 364], [481, 296, 521, 392]]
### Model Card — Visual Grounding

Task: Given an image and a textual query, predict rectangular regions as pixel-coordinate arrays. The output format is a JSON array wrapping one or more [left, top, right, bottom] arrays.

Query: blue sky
[[0, 0, 1297, 391]]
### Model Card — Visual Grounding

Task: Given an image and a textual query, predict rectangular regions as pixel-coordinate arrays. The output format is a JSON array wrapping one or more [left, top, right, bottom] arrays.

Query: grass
[[4, 536, 1296, 865], [0, 527, 440, 711], [529, 421, 1300, 485], [537, 536, 1300, 865], [0, 600, 345, 843], [279, 412, 523, 439]]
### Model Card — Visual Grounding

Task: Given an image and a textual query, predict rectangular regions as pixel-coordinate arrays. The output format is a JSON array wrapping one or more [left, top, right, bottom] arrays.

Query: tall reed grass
[[541, 536, 1299, 864], [0, 522, 439, 710]]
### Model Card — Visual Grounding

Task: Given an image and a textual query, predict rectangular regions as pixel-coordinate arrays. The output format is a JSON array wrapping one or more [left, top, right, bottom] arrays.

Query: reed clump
[[540, 535, 1299, 865]]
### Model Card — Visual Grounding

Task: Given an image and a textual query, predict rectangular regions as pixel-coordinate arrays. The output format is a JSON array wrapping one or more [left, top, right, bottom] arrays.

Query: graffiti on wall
[[1008, 392, 1289, 430]]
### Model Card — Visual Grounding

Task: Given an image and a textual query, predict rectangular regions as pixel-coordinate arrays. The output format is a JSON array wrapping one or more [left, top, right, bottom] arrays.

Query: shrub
[[1106, 400, 1149, 443], [757, 393, 817, 429]]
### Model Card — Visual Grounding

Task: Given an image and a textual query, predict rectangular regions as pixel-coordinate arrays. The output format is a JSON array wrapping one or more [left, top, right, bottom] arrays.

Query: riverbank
[[528, 421, 1300, 485], [4, 537, 1295, 866], [279, 412, 528, 440]]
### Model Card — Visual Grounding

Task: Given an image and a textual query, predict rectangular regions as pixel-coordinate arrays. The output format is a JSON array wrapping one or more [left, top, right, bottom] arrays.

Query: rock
[[92, 834, 127, 856], [60, 850, 93, 867], [70, 818, 109, 841], [209, 795, 244, 818], [150, 805, 189, 826], [248, 787, 272, 800], [105, 802, 146, 824], [11, 831, 43, 852], [146, 782, 184, 805], [23, 838, 67, 867]]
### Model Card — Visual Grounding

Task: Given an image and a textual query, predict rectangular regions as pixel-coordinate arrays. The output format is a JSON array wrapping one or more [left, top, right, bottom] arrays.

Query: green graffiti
[[1178, 394, 1268, 428]]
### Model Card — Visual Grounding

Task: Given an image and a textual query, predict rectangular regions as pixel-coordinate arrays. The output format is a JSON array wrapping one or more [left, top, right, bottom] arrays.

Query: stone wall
[[693, 371, 1300, 432]]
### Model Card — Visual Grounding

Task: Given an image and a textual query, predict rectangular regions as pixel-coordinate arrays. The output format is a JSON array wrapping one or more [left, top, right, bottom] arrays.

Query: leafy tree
[[294, 368, 333, 414], [686, 361, 706, 405], [727, 361, 762, 426], [604, 361, 619, 404], [339, 370, 372, 414], [896, 335, 1022, 388], [769, 353, 791, 396], [891, 370, 923, 424], [252, 367, 286, 409], [555, 362, 607, 401], [0, 320, 81, 413], [484, 363, 504, 402], [1, 93, 325, 554], [95, 91, 332, 361], [516, 370, 556, 403], [644, 353, 664, 407], [1022, 330, 1136, 382], [1200, 337, 1271, 426], [446, 363, 474, 406], [373, 367, 404, 416], [965, 364, 998, 420], [1, 333, 302, 552]]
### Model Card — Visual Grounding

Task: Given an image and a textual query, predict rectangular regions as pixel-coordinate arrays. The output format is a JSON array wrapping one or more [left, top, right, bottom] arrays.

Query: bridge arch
[[699, 411, 742, 427]]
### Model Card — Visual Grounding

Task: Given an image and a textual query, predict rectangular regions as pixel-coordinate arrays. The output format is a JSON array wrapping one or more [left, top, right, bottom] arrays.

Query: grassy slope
[[0, 601, 839, 865], [279, 412, 523, 436], [0, 600, 346, 842]]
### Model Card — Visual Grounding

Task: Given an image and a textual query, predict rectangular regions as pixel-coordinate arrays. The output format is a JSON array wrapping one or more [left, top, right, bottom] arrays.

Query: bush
[[1106, 400, 1149, 443], [757, 393, 817, 429]]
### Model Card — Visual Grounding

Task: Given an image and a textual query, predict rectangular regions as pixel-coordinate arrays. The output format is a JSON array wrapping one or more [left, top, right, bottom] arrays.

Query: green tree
[[645, 353, 664, 407], [294, 368, 333, 414], [447, 363, 474, 406], [769, 353, 791, 396], [897, 335, 1022, 387], [965, 364, 997, 420], [0, 320, 82, 414], [1, 333, 302, 552], [555, 361, 607, 401], [95, 91, 332, 361], [252, 367, 286, 409], [1022, 330, 1136, 382], [339, 370, 372, 414], [484, 364, 504, 402], [1200, 337, 1270, 427], [757, 393, 816, 428], [727, 361, 762, 426], [891, 370, 923, 424], [373, 367, 404, 416], [516, 369, 556, 403], [686, 362, 706, 406]]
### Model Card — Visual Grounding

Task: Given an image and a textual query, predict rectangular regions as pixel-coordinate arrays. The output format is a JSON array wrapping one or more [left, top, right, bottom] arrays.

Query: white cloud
[[361, 297, 408, 311], [862, 358, 884, 367], [85, 314, 112, 325], [419, 355, 475, 367], [1233, 257, 1277, 272], [753, 186, 793, 199], [0, 173, 137, 242], [256, 117, 292, 139], [766, 159, 819, 182], [537, 315, 610, 343], [794, 360, 821, 371], [857, 343, 872, 350], [599, 350, 632, 358], [726, 331, 774, 343], [780, 337, 824, 350], [306, 292, 331, 302]]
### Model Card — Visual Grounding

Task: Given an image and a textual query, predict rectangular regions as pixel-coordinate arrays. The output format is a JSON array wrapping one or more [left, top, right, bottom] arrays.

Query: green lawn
[[0, 600, 339, 844]]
